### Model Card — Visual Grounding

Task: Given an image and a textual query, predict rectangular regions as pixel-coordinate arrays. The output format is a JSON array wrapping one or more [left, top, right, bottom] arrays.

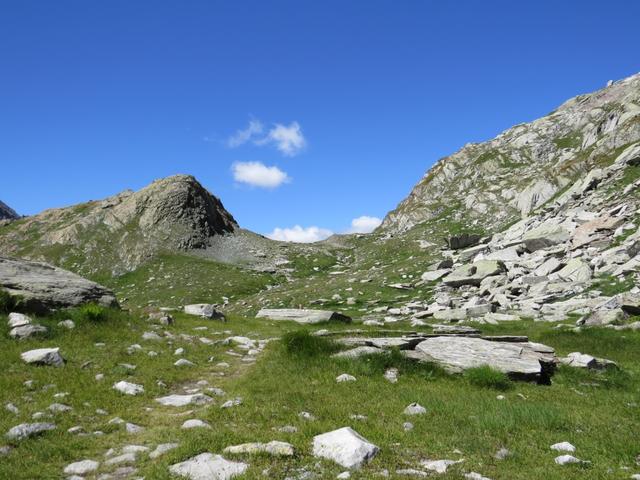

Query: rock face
[[0, 257, 117, 312], [381, 73, 640, 233], [169, 453, 248, 480], [0, 175, 238, 276], [256, 308, 352, 324], [312, 427, 380, 469], [0, 200, 18, 221]]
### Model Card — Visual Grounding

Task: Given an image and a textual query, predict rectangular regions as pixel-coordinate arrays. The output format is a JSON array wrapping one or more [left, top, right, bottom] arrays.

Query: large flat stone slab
[[410, 336, 556, 382], [0, 257, 117, 312], [256, 308, 351, 324]]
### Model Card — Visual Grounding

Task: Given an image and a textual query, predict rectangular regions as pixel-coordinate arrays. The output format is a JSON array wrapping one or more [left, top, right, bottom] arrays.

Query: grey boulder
[[20, 347, 64, 366], [169, 453, 248, 480], [0, 257, 117, 312]]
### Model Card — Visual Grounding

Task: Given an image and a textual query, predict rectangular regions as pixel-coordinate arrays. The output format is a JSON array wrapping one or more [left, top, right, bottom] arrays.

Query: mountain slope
[[0, 200, 18, 221], [381, 72, 640, 234], [0, 175, 237, 277]]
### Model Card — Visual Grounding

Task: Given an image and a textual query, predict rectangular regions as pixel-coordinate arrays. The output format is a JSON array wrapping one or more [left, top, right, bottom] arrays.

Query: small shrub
[[283, 330, 340, 357], [465, 365, 513, 391], [76, 303, 109, 323]]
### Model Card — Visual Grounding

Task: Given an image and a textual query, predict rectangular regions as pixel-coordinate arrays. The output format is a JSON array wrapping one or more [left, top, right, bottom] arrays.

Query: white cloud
[[346, 215, 382, 233], [263, 122, 306, 156], [232, 161, 290, 188], [227, 119, 264, 147], [228, 119, 306, 156], [267, 225, 334, 243]]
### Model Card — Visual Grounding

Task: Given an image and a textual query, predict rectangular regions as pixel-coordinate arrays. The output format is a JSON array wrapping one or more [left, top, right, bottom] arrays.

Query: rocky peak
[[0, 200, 18, 221], [381, 72, 640, 234], [0, 174, 238, 276]]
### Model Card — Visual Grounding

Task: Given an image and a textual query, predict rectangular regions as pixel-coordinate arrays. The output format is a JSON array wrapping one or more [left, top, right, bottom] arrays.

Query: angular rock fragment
[[20, 348, 64, 367], [312, 427, 379, 469]]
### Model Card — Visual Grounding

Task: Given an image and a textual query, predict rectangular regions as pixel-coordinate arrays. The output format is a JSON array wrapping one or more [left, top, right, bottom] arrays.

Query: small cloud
[[227, 119, 264, 147], [267, 225, 334, 243], [346, 215, 382, 233], [228, 118, 306, 156], [232, 161, 291, 188], [263, 121, 306, 156]]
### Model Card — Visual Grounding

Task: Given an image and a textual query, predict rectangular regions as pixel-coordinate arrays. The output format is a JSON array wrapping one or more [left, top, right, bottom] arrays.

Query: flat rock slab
[[0, 256, 117, 312], [336, 336, 425, 350], [64, 459, 100, 475], [443, 260, 505, 288], [21, 347, 64, 366], [411, 336, 556, 382], [223, 441, 295, 457], [155, 393, 213, 407], [169, 453, 248, 480], [560, 352, 618, 370], [257, 308, 351, 324], [432, 325, 480, 335], [184, 304, 226, 320], [312, 427, 379, 469], [6, 422, 56, 440]]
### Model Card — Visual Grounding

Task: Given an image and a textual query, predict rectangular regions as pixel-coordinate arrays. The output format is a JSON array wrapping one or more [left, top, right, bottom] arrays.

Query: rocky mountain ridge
[[0, 200, 18, 221], [381, 72, 640, 235], [0, 175, 237, 277]]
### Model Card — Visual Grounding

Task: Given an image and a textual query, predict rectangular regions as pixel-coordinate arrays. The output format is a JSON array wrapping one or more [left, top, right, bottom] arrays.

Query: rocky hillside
[[381, 72, 640, 234], [0, 201, 18, 221], [0, 175, 237, 277]]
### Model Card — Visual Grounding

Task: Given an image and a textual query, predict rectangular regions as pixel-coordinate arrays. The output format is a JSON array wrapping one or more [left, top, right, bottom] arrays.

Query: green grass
[[464, 365, 514, 391], [1, 310, 638, 479]]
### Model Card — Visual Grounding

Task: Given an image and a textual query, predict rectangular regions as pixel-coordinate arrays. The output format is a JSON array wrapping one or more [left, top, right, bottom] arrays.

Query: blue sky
[[1, 1, 639, 241]]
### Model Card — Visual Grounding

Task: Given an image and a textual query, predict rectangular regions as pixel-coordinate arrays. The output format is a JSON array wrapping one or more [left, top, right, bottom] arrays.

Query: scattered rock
[[169, 453, 248, 480], [63, 459, 100, 475], [312, 427, 379, 469], [223, 441, 295, 457], [184, 304, 226, 320], [560, 352, 617, 370], [20, 347, 64, 367], [550, 442, 576, 453], [155, 393, 213, 407], [112, 381, 144, 396], [403, 403, 427, 415], [5, 422, 56, 440]]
